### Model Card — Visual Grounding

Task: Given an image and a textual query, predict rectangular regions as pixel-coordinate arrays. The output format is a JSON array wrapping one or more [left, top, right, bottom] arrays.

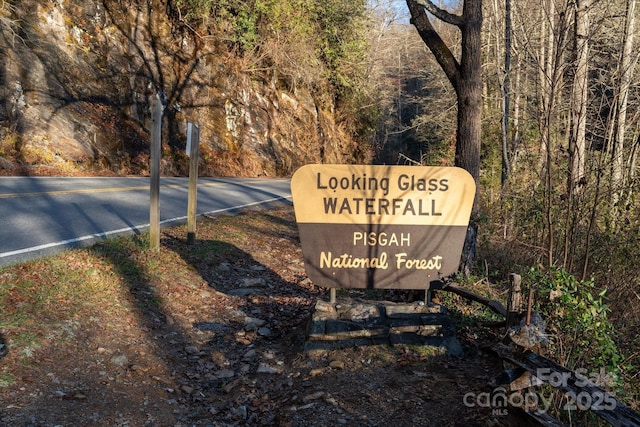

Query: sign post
[[291, 165, 475, 290], [186, 123, 200, 245], [149, 97, 163, 252]]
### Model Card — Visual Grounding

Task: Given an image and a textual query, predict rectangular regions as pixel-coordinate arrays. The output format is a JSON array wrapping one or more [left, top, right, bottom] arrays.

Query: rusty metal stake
[[526, 288, 534, 326]]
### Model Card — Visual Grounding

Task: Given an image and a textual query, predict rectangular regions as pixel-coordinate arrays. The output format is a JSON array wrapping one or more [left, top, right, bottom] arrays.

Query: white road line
[[0, 181, 222, 199], [0, 196, 292, 260]]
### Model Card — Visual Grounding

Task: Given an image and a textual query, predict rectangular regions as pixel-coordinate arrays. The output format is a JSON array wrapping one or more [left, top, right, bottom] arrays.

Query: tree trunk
[[406, 0, 482, 194], [537, 0, 552, 178], [456, 1, 483, 199], [627, 124, 640, 204], [612, 0, 636, 220], [564, 0, 590, 267], [568, 0, 589, 194], [500, 0, 512, 186], [406, 0, 483, 275]]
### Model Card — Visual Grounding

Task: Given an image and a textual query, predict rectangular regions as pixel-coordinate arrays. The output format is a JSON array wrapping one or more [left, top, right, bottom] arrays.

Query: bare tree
[[365, 5, 456, 165], [490, 0, 513, 186], [562, 0, 590, 267], [405, 0, 483, 196], [612, 0, 637, 214], [405, 0, 483, 274], [568, 0, 589, 194]]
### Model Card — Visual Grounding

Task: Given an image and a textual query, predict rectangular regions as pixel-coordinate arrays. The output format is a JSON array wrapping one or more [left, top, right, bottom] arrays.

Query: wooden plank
[[510, 407, 569, 427], [511, 370, 544, 391], [506, 273, 522, 327], [494, 346, 640, 426], [442, 282, 507, 317]]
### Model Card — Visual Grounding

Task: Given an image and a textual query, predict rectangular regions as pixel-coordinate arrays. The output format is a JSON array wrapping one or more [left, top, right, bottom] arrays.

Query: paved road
[[0, 176, 292, 267]]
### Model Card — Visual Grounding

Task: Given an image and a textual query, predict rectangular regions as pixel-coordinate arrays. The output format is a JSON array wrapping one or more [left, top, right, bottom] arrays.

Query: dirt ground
[[0, 206, 508, 427]]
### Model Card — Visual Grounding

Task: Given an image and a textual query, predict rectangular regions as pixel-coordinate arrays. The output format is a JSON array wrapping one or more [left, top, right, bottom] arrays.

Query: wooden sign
[[291, 164, 475, 289]]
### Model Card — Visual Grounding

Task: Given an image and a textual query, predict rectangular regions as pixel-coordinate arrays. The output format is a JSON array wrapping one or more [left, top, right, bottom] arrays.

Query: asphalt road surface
[[0, 176, 292, 267]]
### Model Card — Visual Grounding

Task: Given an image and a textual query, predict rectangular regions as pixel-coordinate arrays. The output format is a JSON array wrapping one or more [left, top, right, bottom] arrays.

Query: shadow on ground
[[0, 333, 5, 360], [0, 207, 503, 427], [0, 207, 322, 426]]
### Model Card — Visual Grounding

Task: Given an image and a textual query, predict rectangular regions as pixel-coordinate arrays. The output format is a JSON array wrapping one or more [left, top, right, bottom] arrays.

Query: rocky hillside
[[0, 0, 368, 177]]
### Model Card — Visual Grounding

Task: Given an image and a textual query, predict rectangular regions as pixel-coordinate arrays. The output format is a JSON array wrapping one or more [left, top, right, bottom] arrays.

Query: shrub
[[525, 266, 622, 383]]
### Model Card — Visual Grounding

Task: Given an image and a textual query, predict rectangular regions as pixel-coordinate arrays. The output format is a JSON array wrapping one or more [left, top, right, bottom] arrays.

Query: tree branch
[[406, 0, 461, 88], [412, 0, 464, 26], [441, 282, 507, 317]]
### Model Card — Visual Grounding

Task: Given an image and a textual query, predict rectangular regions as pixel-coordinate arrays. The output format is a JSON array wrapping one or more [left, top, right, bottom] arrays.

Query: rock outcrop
[[0, 0, 365, 176]]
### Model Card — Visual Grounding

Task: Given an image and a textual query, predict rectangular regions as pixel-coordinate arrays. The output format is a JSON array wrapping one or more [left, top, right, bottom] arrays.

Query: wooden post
[[149, 96, 162, 251], [506, 273, 522, 328], [186, 123, 200, 245], [525, 288, 534, 326]]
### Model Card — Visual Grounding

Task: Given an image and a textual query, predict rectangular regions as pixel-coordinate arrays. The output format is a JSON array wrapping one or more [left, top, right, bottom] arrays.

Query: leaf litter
[[0, 206, 504, 426]]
